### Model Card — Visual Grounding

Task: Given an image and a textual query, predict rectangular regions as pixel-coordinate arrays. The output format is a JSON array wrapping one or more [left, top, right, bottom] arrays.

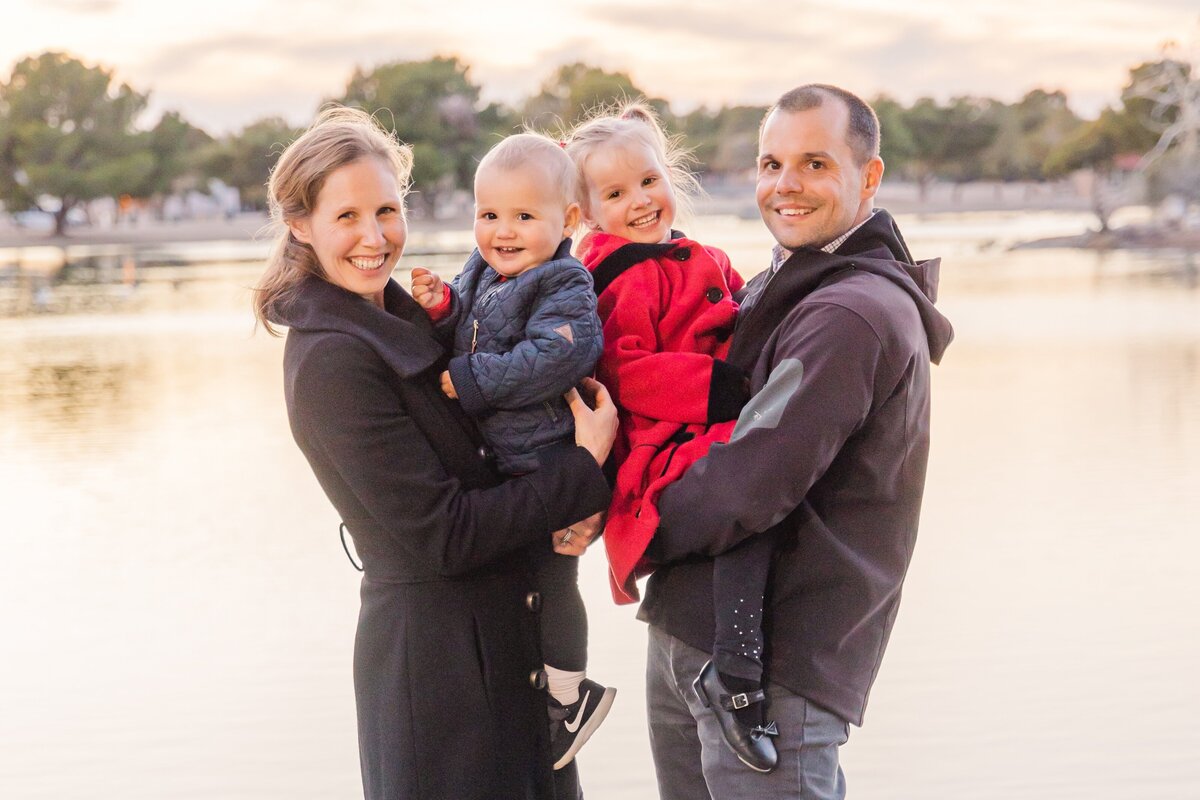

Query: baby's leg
[[535, 552, 588, 702]]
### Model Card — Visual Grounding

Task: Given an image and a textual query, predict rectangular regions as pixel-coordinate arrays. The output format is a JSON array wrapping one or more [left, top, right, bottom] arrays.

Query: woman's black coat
[[273, 276, 610, 799]]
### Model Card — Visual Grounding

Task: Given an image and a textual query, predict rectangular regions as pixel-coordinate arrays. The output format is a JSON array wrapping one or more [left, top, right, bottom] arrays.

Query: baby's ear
[[563, 202, 582, 235]]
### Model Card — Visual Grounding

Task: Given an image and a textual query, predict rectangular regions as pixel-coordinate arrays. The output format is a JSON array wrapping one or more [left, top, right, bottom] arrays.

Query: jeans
[[645, 625, 850, 800]]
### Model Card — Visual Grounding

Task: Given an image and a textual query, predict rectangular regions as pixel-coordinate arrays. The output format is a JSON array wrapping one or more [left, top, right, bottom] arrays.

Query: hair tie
[[558, 139, 567, 149]]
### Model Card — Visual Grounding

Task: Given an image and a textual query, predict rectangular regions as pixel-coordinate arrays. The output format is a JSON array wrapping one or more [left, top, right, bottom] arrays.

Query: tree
[[901, 97, 1001, 200], [1122, 48, 1200, 212], [521, 63, 666, 130], [337, 56, 513, 214], [976, 90, 1084, 183], [871, 95, 917, 176], [198, 116, 300, 210], [1043, 107, 1155, 231], [0, 52, 153, 235], [129, 110, 213, 205]]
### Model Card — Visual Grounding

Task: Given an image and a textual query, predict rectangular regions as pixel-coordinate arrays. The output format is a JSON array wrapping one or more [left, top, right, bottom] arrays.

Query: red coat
[[578, 231, 747, 603]]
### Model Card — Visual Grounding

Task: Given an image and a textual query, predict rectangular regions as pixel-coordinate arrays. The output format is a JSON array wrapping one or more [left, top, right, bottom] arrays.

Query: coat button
[[705, 287, 723, 304], [525, 591, 542, 613], [529, 669, 548, 690], [671, 247, 691, 261], [477, 445, 493, 461]]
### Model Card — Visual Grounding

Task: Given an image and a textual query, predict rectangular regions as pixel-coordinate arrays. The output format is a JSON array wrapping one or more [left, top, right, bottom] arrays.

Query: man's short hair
[[762, 85, 880, 166]]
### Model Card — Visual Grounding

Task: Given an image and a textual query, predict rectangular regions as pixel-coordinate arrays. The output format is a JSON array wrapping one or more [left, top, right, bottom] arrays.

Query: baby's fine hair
[[254, 104, 413, 335], [564, 100, 701, 224], [477, 133, 580, 208]]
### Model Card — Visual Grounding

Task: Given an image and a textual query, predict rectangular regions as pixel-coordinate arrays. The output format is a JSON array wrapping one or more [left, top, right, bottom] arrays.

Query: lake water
[[2, 210, 1198, 799]]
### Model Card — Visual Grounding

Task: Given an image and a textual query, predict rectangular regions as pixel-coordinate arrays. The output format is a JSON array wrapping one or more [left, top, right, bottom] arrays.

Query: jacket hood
[[269, 276, 443, 378], [734, 209, 953, 366]]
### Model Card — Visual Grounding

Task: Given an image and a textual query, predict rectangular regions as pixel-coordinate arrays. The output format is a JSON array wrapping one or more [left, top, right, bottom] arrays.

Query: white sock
[[545, 665, 585, 706]]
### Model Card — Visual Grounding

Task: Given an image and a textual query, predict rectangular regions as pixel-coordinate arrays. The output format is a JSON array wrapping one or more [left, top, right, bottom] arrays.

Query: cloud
[[41, 0, 119, 11]]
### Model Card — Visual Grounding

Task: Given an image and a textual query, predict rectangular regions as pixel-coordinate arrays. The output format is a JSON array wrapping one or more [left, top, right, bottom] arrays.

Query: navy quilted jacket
[[440, 238, 603, 473]]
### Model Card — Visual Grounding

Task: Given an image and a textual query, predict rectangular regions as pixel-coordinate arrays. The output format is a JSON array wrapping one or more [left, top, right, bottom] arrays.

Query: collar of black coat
[[271, 275, 444, 378], [729, 209, 953, 368]]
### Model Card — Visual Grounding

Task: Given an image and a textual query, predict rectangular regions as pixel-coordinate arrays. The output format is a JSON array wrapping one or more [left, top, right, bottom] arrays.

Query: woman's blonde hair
[[252, 105, 414, 335], [562, 100, 701, 228]]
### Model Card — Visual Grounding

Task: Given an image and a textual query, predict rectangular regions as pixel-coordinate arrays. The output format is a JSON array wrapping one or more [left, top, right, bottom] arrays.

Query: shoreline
[[1, 181, 1194, 252]]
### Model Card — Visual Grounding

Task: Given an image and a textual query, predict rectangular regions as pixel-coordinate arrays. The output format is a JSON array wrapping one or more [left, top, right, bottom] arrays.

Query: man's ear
[[861, 157, 884, 200], [563, 203, 582, 236], [287, 217, 312, 245]]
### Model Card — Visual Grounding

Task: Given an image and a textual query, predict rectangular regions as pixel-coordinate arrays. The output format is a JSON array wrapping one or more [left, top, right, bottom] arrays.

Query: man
[[640, 84, 954, 798]]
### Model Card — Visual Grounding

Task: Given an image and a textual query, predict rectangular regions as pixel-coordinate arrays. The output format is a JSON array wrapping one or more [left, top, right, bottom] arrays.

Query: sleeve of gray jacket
[[450, 265, 602, 413], [654, 302, 888, 561]]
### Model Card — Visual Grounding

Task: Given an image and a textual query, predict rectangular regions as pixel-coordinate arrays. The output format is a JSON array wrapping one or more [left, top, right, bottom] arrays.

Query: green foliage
[[900, 96, 1001, 191], [0, 52, 151, 234], [975, 90, 1085, 181], [336, 56, 514, 213], [1043, 107, 1156, 176], [677, 105, 765, 175], [521, 63, 665, 131], [197, 116, 300, 210]]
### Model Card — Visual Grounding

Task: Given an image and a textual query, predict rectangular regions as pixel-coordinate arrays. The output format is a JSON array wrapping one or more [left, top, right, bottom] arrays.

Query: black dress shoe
[[692, 660, 778, 773]]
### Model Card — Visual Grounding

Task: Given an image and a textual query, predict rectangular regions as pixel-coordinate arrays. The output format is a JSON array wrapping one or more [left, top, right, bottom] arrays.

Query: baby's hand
[[411, 267, 445, 309], [440, 370, 458, 399]]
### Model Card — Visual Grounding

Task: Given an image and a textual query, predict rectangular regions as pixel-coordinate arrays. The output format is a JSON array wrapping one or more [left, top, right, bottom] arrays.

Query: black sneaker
[[547, 677, 617, 770]]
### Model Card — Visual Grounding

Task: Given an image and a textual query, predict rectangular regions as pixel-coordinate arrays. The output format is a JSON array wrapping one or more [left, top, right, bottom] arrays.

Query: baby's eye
[[642, 176, 656, 186], [480, 211, 497, 220], [518, 213, 533, 221], [607, 190, 621, 200]]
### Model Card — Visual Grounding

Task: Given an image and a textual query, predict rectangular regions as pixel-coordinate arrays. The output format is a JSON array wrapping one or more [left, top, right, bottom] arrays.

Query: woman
[[253, 106, 616, 800]]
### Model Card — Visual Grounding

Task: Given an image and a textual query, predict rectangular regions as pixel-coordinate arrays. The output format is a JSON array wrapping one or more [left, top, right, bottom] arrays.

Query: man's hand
[[440, 370, 458, 399], [411, 267, 445, 309]]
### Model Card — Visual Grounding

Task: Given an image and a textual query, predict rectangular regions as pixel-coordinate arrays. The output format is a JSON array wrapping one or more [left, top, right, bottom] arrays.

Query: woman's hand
[[567, 377, 617, 466], [440, 370, 458, 399], [552, 510, 606, 556]]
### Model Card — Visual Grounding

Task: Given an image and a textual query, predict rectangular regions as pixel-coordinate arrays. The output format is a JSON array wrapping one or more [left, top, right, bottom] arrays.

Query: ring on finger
[[560, 527, 576, 545]]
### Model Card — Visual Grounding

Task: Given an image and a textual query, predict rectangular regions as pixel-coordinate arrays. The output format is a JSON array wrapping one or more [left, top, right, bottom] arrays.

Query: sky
[[3, 0, 1198, 134]]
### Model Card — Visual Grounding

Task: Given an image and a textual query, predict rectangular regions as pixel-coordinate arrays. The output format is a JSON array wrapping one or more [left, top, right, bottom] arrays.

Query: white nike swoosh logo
[[564, 690, 591, 733]]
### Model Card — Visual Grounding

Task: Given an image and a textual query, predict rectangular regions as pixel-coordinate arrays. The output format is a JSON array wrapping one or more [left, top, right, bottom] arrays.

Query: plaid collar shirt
[[739, 209, 878, 319]]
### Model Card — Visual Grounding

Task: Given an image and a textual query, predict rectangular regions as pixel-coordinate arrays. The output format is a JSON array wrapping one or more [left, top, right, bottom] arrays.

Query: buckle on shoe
[[730, 693, 750, 710]]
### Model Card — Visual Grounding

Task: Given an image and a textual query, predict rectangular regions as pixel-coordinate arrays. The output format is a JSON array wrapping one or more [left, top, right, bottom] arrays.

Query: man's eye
[[809, 161, 825, 170]]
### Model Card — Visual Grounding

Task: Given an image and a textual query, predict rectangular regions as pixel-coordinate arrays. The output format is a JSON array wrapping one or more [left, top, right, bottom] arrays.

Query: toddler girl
[[566, 103, 779, 773]]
